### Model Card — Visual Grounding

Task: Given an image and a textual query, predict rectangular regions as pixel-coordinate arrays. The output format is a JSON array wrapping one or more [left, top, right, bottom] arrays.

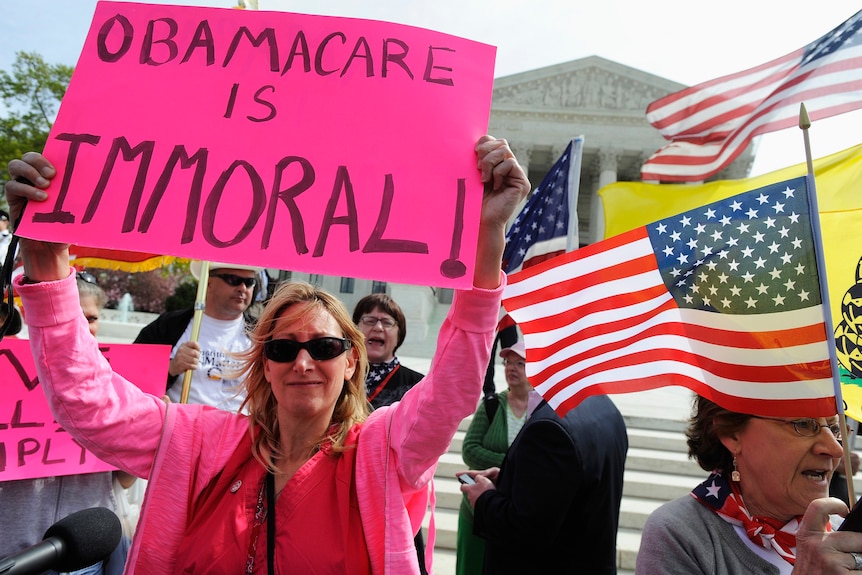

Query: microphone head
[[43, 507, 122, 572]]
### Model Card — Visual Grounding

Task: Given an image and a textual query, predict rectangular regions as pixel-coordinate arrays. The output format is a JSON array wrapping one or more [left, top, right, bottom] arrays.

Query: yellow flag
[[599, 143, 862, 420]]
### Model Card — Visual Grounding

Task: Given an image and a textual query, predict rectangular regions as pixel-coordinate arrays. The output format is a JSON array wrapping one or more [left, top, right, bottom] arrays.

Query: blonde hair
[[237, 281, 369, 473]]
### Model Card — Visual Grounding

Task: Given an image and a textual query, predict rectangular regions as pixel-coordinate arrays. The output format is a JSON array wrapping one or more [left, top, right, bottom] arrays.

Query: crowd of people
[[3, 132, 862, 575]]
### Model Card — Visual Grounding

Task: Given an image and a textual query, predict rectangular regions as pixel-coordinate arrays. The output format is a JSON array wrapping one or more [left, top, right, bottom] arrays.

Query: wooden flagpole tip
[[799, 102, 811, 129]]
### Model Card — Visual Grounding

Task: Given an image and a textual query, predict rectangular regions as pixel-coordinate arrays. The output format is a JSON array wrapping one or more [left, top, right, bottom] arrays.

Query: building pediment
[[492, 55, 686, 113]]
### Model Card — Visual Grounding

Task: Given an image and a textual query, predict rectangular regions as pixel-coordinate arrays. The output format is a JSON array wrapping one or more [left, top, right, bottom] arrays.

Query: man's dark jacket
[[133, 308, 195, 392], [475, 395, 628, 574]]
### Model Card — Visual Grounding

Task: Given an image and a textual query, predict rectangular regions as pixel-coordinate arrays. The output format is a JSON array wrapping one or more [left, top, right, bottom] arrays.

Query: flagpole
[[566, 136, 584, 252], [799, 103, 855, 504], [180, 260, 210, 404]]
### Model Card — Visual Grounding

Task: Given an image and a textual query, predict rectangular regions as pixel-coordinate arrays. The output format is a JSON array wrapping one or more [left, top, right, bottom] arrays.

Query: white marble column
[[508, 142, 534, 232], [588, 148, 621, 244], [510, 142, 533, 181], [597, 148, 620, 189]]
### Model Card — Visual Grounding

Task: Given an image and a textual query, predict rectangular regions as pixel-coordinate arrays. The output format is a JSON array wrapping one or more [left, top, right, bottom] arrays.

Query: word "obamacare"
[[96, 13, 457, 85]]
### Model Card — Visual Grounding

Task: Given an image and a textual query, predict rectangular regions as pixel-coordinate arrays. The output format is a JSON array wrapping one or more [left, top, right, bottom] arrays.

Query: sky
[[2, 0, 862, 177]]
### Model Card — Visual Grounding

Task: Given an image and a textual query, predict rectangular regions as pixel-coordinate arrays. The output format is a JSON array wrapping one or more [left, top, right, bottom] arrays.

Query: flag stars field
[[650, 181, 820, 315]]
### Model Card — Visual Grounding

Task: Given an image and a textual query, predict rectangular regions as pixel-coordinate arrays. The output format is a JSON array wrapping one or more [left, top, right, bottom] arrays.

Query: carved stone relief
[[494, 67, 672, 111]]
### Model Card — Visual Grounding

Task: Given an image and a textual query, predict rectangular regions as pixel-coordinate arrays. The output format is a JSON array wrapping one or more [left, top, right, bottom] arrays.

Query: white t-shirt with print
[[166, 314, 250, 413]]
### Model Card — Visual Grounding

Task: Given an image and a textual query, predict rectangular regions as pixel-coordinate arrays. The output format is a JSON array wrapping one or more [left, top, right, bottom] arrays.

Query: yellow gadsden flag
[[600, 143, 862, 420]]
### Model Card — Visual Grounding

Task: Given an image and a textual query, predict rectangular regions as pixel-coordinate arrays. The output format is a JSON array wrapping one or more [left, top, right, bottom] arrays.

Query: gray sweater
[[636, 495, 782, 575]]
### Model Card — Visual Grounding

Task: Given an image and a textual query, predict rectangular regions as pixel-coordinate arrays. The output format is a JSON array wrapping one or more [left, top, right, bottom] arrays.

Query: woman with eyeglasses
[[351, 294, 425, 411], [636, 394, 862, 574], [5, 135, 529, 575]]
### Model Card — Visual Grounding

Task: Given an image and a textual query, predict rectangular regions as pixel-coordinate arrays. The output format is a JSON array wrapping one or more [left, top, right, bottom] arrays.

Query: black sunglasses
[[264, 337, 352, 363], [211, 272, 256, 288], [76, 271, 99, 285]]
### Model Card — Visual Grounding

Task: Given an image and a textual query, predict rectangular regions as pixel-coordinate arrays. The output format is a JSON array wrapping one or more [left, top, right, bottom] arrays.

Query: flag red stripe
[[649, 63, 802, 134], [506, 228, 646, 286], [647, 72, 862, 166], [642, 94, 862, 180], [504, 252, 658, 312], [515, 285, 671, 336], [527, 312, 829, 370], [650, 56, 862, 138], [536, 343, 831, 394], [646, 50, 802, 114], [553, 374, 837, 419]]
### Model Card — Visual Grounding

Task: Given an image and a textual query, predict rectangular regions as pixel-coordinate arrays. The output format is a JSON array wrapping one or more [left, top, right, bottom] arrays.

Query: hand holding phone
[[457, 473, 476, 485]]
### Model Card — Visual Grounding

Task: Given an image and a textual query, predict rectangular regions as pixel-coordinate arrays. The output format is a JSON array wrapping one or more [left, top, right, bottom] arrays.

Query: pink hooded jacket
[[17, 271, 503, 574]]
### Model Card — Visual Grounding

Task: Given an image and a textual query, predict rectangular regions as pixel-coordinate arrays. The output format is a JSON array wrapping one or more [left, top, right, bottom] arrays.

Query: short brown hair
[[352, 294, 407, 352], [686, 395, 752, 475]]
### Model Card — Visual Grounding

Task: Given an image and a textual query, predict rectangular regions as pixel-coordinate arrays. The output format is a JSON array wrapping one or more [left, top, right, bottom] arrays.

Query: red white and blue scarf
[[691, 472, 803, 565]]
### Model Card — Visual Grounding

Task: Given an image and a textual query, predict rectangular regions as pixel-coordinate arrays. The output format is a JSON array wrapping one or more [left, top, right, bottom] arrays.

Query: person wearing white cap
[[133, 261, 262, 412], [456, 339, 534, 575]]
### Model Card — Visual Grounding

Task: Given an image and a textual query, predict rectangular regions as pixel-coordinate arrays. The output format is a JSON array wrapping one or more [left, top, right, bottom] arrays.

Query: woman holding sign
[[5, 136, 528, 575]]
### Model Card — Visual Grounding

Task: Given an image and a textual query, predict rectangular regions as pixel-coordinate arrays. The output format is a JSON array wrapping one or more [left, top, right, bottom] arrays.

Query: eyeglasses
[[76, 271, 99, 285], [502, 358, 526, 368], [359, 315, 396, 329], [211, 272, 256, 288], [264, 337, 352, 363], [751, 415, 843, 440]]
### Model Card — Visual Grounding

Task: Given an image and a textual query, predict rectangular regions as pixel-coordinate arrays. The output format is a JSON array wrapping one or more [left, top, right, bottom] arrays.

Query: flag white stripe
[[646, 54, 802, 125], [651, 46, 862, 137], [643, 87, 862, 177], [507, 236, 568, 274], [525, 306, 829, 377], [538, 360, 834, 409], [504, 236, 654, 299]]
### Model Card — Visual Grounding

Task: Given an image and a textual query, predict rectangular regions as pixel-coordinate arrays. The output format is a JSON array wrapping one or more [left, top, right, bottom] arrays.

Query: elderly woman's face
[[722, 415, 843, 521], [357, 306, 399, 364], [264, 306, 356, 421]]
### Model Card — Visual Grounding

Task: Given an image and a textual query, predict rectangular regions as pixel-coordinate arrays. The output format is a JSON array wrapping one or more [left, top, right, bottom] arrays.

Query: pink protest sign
[[17, 2, 497, 288], [0, 338, 169, 481]]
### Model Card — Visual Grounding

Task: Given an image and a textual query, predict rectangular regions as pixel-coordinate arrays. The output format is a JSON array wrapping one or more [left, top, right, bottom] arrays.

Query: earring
[[731, 456, 740, 482]]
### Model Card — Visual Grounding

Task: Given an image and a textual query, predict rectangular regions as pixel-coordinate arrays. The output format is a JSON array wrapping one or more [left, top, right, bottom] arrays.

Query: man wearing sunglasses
[[134, 261, 263, 412]]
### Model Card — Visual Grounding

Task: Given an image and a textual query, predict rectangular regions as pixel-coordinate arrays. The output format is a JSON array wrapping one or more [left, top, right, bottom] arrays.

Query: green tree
[[0, 52, 73, 192]]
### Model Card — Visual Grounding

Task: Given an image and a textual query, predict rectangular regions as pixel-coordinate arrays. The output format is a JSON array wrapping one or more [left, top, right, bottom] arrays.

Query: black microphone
[[0, 507, 121, 575]]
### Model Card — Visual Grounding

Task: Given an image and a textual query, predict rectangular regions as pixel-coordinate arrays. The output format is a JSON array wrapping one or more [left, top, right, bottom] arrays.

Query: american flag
[[503, 177, 836, 418], [642, 10, 862, 182], [502, 137, 582, 274]]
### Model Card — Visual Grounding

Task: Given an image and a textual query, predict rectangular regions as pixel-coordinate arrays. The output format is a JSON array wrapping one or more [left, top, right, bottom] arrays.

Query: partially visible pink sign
[[0, 338, 169, 481], [17, 2, 497, 288]]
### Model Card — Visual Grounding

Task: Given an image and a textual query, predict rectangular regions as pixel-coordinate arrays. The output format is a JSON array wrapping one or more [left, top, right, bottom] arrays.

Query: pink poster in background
[[0, 338, 169, 481], [16, 2, 497, 288]]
